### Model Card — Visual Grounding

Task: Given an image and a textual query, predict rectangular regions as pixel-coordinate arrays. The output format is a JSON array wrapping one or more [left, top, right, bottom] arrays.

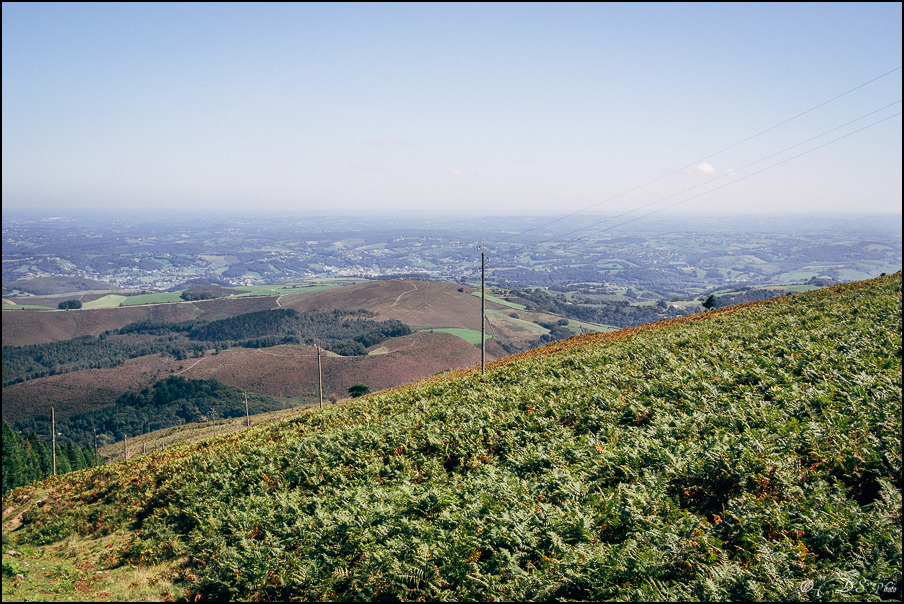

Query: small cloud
[[448, 169, 474, 178], [363, 139, 408, 147], [695, 163, 715, 174]]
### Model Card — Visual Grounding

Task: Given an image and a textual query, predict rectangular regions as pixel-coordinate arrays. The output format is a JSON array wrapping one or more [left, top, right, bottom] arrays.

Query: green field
[[233, 283, 343, 296], [781, 284, 823, 293], [1, 304, 55, 310], [82, 294, 128, 309], [472, 291, 527, 310], [561, 318, 618, 333], [420, 328, 491, 345], [119, 292, 187, 305], [485, 309, 548, 335]]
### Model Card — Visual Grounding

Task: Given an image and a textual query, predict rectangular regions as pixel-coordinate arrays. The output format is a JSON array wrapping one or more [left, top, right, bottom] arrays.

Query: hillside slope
[[3, 279, 583, 427], [3, 274, 901, 602], [1, 332, 481, 427], [2, 279, 533, 348]]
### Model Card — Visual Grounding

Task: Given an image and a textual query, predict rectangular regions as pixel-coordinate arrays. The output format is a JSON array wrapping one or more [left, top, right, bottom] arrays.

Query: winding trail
[[375, 282, 426, 312], [175, 357, 208, 375]]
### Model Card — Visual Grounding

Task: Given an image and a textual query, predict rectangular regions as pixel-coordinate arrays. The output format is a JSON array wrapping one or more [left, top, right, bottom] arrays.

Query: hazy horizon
[[3, 3, 901, 217]]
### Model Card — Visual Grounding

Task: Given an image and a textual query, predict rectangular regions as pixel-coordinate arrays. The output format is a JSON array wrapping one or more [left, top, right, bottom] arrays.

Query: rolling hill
[[2, 280, 603, 431], [2, 273, 900, 602]]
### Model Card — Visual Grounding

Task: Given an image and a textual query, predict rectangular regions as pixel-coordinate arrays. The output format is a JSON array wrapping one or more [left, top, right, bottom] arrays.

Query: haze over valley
[[2, 3, 901, 600], [2, 210, 900, 452]]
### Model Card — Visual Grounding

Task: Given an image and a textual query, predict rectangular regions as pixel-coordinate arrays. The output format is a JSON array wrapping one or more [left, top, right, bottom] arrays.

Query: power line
[[558, 110, 902, 245], [497, 66, 902, 243], [533, 100, 902, 245]]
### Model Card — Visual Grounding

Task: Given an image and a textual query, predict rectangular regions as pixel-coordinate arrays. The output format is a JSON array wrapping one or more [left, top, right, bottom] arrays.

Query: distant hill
[[1, 294, 277, 347], [3, 276, 120, 296], [2, 280, 598, 431], [2, 279, 568, 348], [3, 273, 899, 602], [2, 281, 531, 430]]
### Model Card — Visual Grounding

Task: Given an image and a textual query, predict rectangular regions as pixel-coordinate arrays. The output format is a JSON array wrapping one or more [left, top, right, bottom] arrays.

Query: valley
[[2, 212, 901, 494], [2, 274, 900, 601]]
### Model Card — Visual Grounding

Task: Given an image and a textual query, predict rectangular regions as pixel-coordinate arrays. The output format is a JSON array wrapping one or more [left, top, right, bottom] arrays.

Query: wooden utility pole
[[244, 392, 250, 428], [318, 342, 324, 409], [51, 407, 56, 476], [481, 249, 486, 375], [94, 427, 98, 467], [124, 433, 128, 461]]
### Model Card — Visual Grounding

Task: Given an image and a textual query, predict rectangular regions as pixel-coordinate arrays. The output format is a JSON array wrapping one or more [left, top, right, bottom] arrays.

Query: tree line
[[3, 308, 412, 386], [506, 288, 695, 328], [10, 376, 294, 451], [2, 418, 100, 497]]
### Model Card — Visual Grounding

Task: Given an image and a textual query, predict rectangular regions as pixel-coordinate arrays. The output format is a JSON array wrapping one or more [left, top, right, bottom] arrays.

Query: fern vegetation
[[3, 274, 901, 601]]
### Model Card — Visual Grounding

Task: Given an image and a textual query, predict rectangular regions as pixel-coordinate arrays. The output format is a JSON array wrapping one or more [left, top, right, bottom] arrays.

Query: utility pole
[[51, 407, 56, 476], [94, 427, 98, 467], [318, 342, 324, 409], [481, 248, 486, 375], [244, 392, 250, 428], [124, 433, 128, 461]]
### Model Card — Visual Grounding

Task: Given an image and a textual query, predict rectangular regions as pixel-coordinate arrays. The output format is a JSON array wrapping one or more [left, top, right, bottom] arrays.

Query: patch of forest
[[492, 266, 693, 297], [9, 376, 294, 458], [1, 419, 101, 497], [2, 308, 411, 386], [178, 283, 245, 300], [706, 286, 796, 308], [506, 287, 696, 327]]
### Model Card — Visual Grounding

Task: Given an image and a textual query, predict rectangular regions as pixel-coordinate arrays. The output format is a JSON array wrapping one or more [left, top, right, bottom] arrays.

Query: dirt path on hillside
[[175, 357, 208, 375], [4, 497, 45, 530], [375, 281, 427, 312]]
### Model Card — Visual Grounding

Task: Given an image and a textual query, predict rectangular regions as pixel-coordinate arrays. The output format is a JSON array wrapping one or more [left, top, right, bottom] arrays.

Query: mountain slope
[[3, 274, 901, 602], [2, 279, 584, 428]]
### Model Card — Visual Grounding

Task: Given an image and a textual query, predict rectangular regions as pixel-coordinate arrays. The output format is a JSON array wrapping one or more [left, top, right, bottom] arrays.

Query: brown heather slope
[[279, 279, 553, 353], [2, 279, 548, 347], [1, 332, 483, 425], [1, 304, 200, 347], [1, 295, 280, 347], [0, 354, 181, 425], [279, 280, 488, 330], [178, 331, 482, 398]]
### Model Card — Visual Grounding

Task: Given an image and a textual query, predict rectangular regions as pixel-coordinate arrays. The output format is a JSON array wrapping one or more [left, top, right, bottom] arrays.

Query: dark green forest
[[2, 419, 100, 497], [10, 376, 295, 455], [2, 308, 411, 386], [506, 288, 693, 327]]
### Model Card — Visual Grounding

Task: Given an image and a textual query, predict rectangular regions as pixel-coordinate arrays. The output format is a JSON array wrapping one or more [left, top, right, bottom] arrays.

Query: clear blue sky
[[2, 2, 901, 216]]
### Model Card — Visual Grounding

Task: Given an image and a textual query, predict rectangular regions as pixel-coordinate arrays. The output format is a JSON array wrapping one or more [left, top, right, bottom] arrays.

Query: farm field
[[81, 295, 128, 309], [118, 292, 185, 305], [3, 273, 900, 602], [472, 291, 527, 310], [420, 328, 490, 346]]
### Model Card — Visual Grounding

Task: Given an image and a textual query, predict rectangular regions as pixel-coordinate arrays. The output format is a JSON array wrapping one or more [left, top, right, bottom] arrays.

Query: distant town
[[4, 212, 901, 302]]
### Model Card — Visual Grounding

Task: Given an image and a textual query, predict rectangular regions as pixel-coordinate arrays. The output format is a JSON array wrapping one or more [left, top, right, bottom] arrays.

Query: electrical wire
[[558, 110, 903, 245], [532, 101, 902, 245], [497, 66, 902, 243]]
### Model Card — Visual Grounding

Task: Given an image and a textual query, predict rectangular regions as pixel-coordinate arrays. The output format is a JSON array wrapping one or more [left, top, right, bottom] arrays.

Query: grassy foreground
[[3, 274, 901, 602]]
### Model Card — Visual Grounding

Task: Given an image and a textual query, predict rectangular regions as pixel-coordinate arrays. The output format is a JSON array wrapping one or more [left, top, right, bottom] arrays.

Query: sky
[[2, 2, 901, 217]]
